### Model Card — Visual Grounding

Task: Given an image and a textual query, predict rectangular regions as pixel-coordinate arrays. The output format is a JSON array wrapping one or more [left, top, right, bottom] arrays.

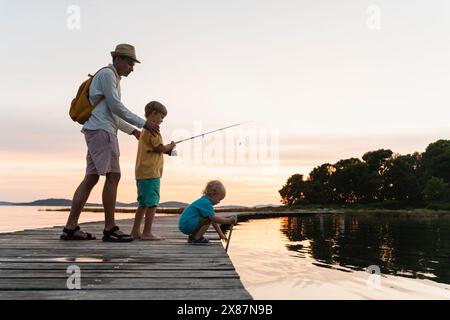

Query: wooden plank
[[0, 251, 230, 258], [0, 256, 229, 261], [0, 270, 239, 278], [0, 278, 246, 290], [0, 263, 235, 270], [0, 289, 251, 300]]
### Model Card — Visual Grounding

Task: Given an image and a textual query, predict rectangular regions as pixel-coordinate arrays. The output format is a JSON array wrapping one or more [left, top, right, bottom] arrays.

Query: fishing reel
[[165, 147, 178, 157]]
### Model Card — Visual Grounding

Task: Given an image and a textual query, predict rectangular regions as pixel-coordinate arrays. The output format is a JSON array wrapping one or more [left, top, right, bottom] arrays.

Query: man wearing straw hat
[[61, 44, 159, 242]]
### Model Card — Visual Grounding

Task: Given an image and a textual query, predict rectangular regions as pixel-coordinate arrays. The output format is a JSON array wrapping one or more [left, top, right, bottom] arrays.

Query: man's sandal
[[102, 226, 134, 242], [60, 226, 96, 240]]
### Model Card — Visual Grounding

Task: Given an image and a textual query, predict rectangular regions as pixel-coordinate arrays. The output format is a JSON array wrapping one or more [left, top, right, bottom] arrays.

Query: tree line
[[279, 139, 450, 207]]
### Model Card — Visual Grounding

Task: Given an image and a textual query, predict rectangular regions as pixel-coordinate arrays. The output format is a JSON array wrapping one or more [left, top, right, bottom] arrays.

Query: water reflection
[[279, 213, 450, 284]]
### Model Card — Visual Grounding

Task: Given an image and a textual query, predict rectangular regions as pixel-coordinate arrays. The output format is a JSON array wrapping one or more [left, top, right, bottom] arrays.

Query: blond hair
[[202, 180, 226, 197], [145, 101, 167, 118]]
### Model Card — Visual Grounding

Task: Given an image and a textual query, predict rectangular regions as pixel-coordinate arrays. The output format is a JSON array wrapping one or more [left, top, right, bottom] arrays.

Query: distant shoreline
[[0, 199, 189, 208], [42, 206, 450, 218]]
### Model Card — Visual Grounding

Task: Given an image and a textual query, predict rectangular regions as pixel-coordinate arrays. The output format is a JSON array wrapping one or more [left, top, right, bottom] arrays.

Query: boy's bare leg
[[131, 207, 146, 239], [192, 223, 211, 240], [141, 207, 165, 240], [103, 172, 128, 236], [64, 174, 99, 236]]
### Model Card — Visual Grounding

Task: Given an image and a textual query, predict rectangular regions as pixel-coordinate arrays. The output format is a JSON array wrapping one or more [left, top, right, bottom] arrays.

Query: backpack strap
[[89, 65, 116, 78], [88, 66, 116, 106]]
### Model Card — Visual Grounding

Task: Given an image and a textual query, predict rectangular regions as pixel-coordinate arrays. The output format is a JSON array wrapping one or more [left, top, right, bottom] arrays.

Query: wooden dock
[[0, 215, 252, 300]]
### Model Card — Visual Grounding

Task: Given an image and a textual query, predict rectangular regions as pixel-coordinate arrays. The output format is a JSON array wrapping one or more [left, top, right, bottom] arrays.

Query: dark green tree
[[422, 177, 450, 202], [362, 149, 394, 200], [329, 158, 378, 203], [421, 140, 450, 183], [362, 149, 393, 173], [383, 154, 421, 203], [279, 174, 307, 205], [304, 163, 335, 204]]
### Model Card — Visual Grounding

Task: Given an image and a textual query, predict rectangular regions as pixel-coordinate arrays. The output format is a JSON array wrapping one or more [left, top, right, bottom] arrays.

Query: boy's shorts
[[180, 217, 210, 235], [192, 217, 210, 234], [136, 178, 160, 208]]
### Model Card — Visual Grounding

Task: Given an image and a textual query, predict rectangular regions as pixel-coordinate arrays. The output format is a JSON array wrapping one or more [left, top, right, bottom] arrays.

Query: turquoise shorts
[[136, 178, 160, 208], [179, 216, 210, 235]]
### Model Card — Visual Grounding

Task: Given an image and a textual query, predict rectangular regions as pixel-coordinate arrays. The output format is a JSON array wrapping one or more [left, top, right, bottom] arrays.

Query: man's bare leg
[[103, 172, 122, 231], [63, 174, 99, 237]]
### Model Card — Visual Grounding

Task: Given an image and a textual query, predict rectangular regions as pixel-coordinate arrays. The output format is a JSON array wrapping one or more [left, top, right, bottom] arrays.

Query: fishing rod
[[175, 121, 252, 144], [225, 224, 234, 252], [158, 121, 252, 156]]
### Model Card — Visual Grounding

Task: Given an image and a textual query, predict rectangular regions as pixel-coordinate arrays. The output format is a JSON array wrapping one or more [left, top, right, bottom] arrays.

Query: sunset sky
[[1, 0, 450, 206]]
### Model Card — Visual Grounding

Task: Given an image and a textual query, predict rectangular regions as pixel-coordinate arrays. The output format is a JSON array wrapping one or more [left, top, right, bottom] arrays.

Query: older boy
[[131, 101, 175, 240]]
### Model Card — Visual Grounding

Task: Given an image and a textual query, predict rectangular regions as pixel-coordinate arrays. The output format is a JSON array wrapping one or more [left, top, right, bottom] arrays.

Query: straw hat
[[110, 44, 141, 63]]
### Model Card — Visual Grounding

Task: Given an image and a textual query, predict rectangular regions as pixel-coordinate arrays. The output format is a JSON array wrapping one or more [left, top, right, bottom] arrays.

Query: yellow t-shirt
[[135, 129, 164, 179]]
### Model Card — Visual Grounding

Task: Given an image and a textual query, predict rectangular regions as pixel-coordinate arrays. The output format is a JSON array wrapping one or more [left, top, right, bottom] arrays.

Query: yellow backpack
[[69, 66, 112, 124]]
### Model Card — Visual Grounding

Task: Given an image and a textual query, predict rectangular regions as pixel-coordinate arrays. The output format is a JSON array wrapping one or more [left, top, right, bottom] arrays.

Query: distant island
[[0, 198, 189, 208], [0, 198, 275, 209]]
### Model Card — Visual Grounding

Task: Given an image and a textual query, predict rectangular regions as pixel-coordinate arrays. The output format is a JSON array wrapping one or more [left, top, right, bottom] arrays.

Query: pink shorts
[[84, 130, 120, 175]]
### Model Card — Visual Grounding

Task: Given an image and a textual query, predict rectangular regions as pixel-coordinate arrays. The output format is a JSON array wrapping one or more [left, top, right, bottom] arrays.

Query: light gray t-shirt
[[82, 64, 145, 135]]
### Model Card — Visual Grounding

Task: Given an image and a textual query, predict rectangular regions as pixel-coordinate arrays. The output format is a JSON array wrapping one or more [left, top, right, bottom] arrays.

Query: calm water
[[227, 213, 450, 299], [0, 206, 136, 233]]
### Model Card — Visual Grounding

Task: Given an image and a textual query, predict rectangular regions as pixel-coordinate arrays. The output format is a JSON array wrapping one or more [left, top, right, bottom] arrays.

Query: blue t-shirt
[[178, 196, 215, 235]]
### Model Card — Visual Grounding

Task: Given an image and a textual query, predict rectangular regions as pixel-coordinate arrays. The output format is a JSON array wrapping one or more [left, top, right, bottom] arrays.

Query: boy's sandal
[[60, 226, 96, 240], [102, 226, 134, 242], [192, 236, 209, 244]]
